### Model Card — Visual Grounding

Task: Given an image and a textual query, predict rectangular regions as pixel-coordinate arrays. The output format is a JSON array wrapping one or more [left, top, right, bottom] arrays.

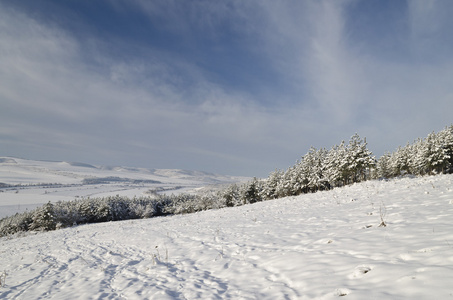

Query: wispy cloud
[[0, 2, 291, 174], [1, 1, 453, 176]]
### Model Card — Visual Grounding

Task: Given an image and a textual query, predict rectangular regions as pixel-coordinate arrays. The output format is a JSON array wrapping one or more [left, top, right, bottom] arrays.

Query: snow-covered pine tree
[[261, 169, 283, 200], [376, 152, 392, 179], [240, 177, 262, 204], [313, 148, 329, 191], [29, 201, 56, 231], [336, 141, 351, 185], [411, 138, 427, 176], [303, 147, 328, 192], [285, 166, 298, 196], [420, 131, 448, 175], [275, 167, 293, 198], [388, 146, 409, 177], [431, 127, 453, 174], [347, 134, 375, 183], [441, 125, 453, 173], [292, 156, 309, 195], [323, 144, 342, 188], [221, 183, 241, 207]]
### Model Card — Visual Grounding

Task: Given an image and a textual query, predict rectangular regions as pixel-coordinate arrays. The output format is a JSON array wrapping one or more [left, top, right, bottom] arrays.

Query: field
[[0, 157, 246, 219], [1, 160, 452, 299]]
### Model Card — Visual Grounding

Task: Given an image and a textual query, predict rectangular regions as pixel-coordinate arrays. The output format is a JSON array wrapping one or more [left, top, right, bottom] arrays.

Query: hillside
[[0, 157, 248, 218], [1, 174, 452, 299]]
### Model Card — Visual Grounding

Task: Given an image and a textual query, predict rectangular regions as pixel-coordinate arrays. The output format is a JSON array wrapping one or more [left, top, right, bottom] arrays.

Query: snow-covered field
[[0, 157, 246, 219], [1, 173, 453, 299]]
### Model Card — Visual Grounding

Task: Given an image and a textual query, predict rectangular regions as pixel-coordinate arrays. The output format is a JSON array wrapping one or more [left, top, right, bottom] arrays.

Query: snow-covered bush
[[0, 196, 159, 236], [0, 192, 233, 237], [220, 183, 241, 206], [240, 178, 263, 204], [29, 202, 56, 231]]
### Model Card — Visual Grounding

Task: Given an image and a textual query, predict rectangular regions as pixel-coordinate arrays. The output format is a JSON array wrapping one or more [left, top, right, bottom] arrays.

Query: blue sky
[[1, 0, 453, 177]]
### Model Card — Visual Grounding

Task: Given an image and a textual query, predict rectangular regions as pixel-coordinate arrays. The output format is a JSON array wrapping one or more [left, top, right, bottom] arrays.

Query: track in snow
[[1, 175, 453, 299]]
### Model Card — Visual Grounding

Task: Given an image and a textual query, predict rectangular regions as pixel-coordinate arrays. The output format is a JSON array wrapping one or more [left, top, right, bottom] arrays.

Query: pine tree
[[442, 125, 453, 173], [412, 138, 427, 175], [336, 141, 350, 185], [240, 178, 262, 204], [262, 169, 283, 200], [347, 134, 375, 183], [432, 127, 453, 173], [376, 152, 392, 179], [389, 146, 409, 177], [30, 201, 56, 231], [304, 147, 328, 192], [324, 144, 342, 187], [221, 183, 241, 207], [275, 167, 293, 198]]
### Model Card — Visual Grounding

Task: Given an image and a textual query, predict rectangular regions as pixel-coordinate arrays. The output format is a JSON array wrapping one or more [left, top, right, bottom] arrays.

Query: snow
[[0, 157, 247, 218], [1, 173, 453, 299]]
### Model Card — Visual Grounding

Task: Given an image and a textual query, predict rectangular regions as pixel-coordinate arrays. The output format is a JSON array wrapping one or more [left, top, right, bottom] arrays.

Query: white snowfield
[[0, 157, 247, 219], [1, 174, 453, 299]]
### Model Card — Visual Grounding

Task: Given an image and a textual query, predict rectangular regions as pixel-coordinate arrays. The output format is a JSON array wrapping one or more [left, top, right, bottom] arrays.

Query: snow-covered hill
[[0, 157, 248, 218], [1, 174, 453, 299]]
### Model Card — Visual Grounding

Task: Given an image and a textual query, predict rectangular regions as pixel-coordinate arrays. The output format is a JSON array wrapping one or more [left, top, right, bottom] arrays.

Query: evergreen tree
[[324, 144, 342, 188], [262, 169, 283, 200], [412, 138, 427, 175], [389, 146, 410, 177], [292, 156, 309, 194], [275, 167, 293, 198], [221, 183, 241, 207], [240, 178, 262, 204], [347, 134, 375, 183], [30, 201, 56, 231], [376, 152, 392, 179], [304, 147, 328, 192], [431, 128, 453, 173], [441, 125, 453, 173]]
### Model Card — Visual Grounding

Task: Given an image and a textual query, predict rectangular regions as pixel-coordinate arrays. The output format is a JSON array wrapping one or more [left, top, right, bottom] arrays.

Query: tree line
[[233, 125, 453, 204], [1, 125, 452, 237], [377, 126, 453, 178]]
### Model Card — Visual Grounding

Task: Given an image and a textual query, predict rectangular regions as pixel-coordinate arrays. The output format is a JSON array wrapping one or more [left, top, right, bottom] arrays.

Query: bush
[[0, 192, 227, 237]]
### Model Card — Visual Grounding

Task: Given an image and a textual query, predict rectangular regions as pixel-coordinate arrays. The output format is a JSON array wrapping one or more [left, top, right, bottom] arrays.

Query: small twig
[[0, 271, 7, 287], [378, 201, 387, 227], [165, 246, 169, 269]]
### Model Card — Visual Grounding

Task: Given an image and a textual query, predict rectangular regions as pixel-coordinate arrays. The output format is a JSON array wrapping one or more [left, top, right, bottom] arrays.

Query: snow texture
[[1, 174, 453, 299]]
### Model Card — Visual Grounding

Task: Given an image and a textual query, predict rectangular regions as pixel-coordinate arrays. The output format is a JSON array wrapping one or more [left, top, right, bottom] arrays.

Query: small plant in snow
[[152, 246, 161, 265], [0, 271, 7, 288], [378, 201, 387, 227]]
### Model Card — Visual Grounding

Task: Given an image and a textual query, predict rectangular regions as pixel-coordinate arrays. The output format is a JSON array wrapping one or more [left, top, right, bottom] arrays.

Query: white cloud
[[2, 1, 453, 176], [0, 2, 301, 174]]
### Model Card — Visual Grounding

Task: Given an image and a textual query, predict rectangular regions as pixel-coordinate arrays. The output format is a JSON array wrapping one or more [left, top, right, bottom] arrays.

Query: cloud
[[303, 1, 365, 122], [1, 1, 453, 176], [0, 2, 298, 174]]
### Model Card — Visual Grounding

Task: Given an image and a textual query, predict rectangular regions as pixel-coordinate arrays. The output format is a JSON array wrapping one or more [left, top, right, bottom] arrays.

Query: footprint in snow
[[336, 288, 351, 296], [348, 266, 372, 279]]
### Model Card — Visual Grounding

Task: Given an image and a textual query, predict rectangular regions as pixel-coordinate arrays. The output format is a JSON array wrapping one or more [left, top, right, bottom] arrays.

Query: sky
[[1, 0, 453, 177]]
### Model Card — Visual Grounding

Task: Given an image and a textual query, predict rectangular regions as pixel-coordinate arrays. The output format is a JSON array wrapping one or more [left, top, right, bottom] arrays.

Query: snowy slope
[[1, 174, 453, 299], [0, 157, 248, 218]]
